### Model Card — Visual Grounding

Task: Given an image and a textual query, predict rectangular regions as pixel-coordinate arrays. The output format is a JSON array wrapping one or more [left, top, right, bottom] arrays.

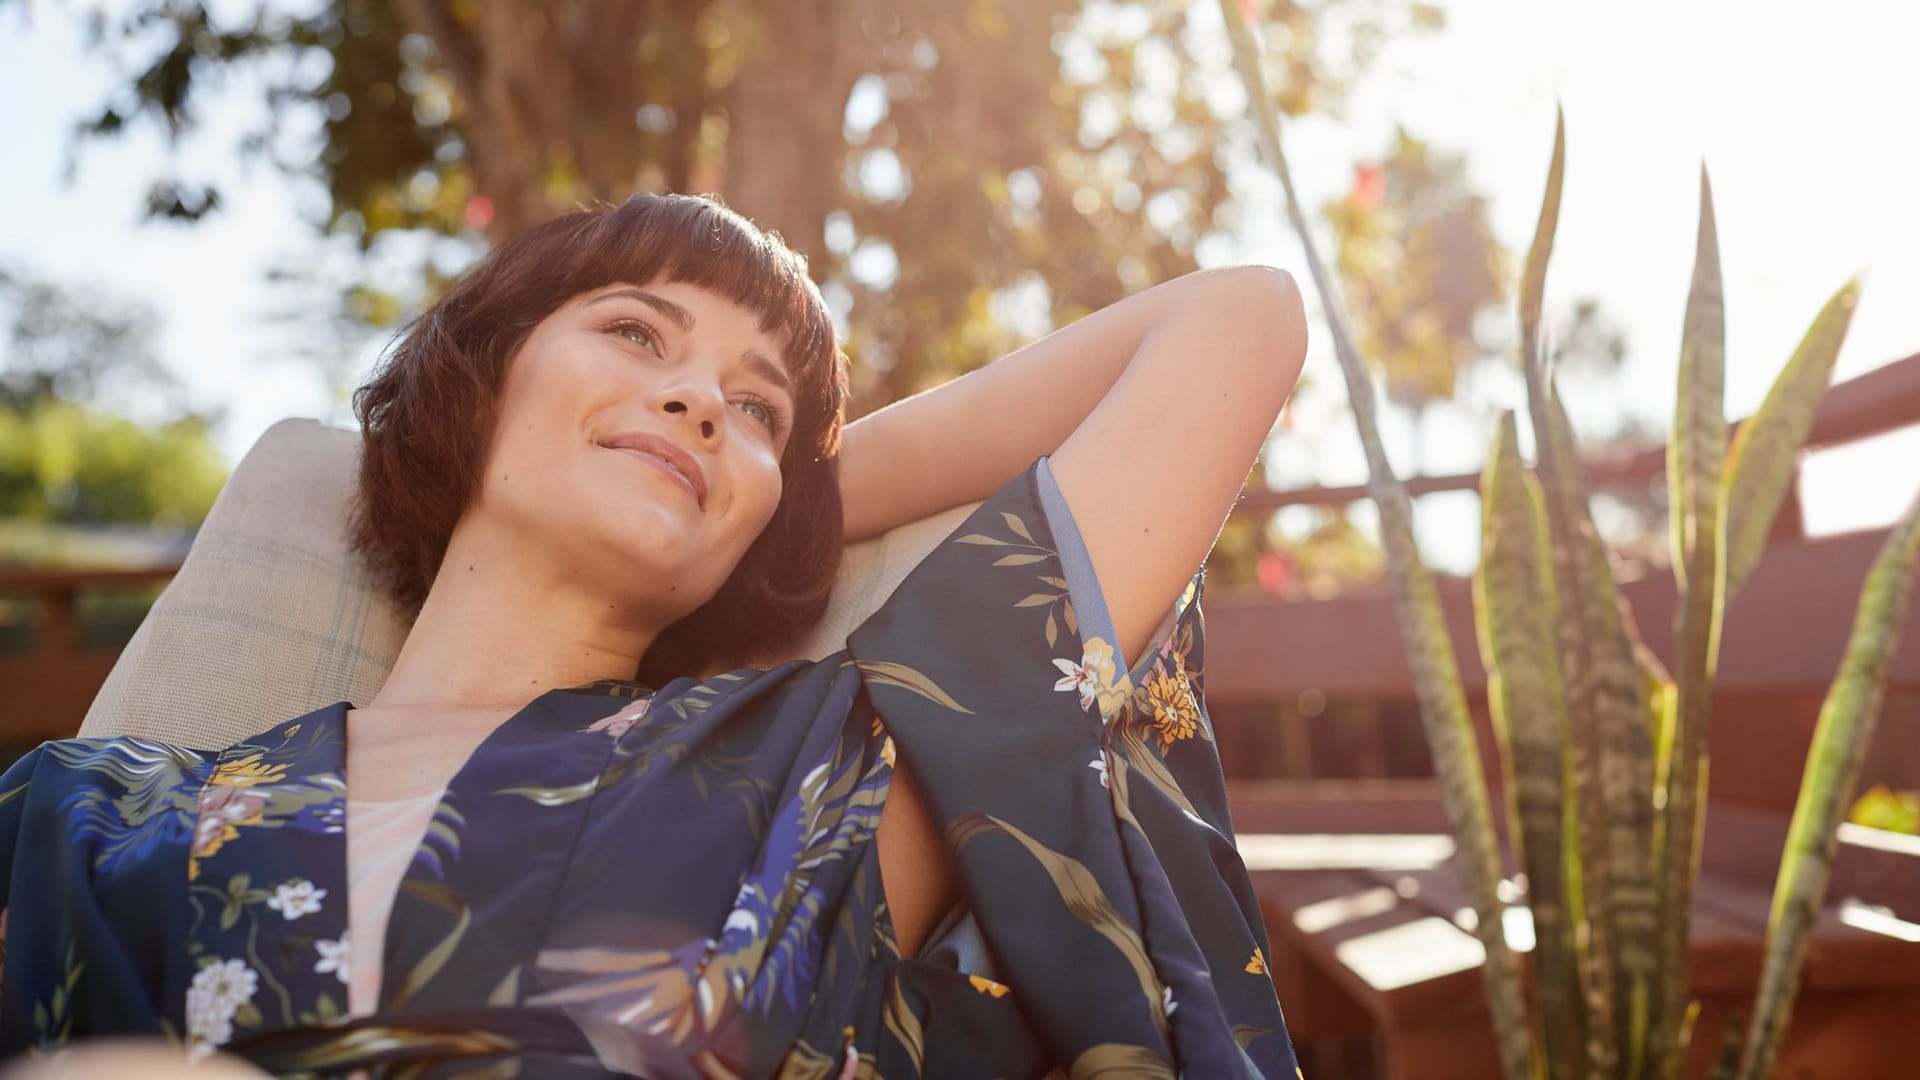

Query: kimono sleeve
[[0, 747, 45, 923], [846, 459, 1299, 1078], [0, 746, 45, 1049]]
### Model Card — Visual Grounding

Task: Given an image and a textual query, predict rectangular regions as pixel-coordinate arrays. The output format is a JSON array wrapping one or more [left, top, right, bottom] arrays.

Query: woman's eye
[[608, 319, 661, 351], [736, 396, 783, 433]]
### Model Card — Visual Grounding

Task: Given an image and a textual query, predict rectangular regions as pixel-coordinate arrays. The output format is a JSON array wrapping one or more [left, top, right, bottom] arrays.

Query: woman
[[0, 194, 1307, 1077]]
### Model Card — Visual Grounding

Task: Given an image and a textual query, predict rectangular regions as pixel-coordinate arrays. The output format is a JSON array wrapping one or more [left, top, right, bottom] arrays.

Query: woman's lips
[[597, 432, 707, 509]]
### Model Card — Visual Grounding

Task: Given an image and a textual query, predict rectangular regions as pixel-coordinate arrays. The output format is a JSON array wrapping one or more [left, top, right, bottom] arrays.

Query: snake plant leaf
[[1654, 167, 1728, 1076], [1216, 7, 1532, 1078], [1519, 108, 1565, 384], [1475, 414, 1581, 1080], [1708, 1006, 1744, 1080], [1736, 492, 1920, 1080], [1538, 385, 1660, 1077], [1669, 165, 1729, 599], [1373, 469, 1537, 1080], [1513, 145, 1610, 1050], [1721, 278, 1862, 598], [1512, 113, 1630, 1079]]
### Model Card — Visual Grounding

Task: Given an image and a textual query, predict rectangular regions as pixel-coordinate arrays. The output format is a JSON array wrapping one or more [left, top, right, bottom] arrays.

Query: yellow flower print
[[209, 752, 288, 789], [1081, 638, 1117, 687], [967, 974, 1011, 998], [1144, 670, 1199, 751], [869, 717, 898, 767], [1246, 947, 1268, 975]]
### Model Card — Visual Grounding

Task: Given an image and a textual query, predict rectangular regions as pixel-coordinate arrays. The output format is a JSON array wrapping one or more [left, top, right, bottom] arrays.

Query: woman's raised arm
[[839, 265, 1307, 661]]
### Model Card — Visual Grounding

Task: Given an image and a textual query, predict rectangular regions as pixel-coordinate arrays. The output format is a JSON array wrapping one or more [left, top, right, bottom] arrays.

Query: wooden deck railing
[[1234, 346, 1920, 522], [0, 566, 177, 744]]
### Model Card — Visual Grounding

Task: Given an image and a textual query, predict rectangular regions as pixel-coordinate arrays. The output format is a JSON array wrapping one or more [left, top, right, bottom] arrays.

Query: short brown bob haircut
[[350, 193, 848, 684]]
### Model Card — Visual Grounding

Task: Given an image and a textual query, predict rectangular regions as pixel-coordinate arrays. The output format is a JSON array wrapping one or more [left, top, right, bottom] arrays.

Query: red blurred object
[[465, 194, 496, 230], [1350, 164, 1385, 208], [1256, 551, 1295, 594], [1239, 0, 1264, 20]]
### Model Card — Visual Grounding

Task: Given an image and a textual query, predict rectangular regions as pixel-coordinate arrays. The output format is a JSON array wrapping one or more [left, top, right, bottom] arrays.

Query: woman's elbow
[[1209, 263, 1309, 396]]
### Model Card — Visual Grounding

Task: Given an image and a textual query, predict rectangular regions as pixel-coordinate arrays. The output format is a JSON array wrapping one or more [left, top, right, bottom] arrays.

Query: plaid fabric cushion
[[81, 419, 971, 748]]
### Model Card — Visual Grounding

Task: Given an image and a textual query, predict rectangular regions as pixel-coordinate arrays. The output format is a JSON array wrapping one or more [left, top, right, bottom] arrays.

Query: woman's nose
[[661, 390, 722, 443]]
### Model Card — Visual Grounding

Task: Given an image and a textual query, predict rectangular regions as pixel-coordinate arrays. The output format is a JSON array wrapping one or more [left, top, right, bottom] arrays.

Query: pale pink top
[[344, 788, 445, 1019]]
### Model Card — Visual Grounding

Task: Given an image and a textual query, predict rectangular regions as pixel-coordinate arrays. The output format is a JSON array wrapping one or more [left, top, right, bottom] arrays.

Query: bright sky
[[2, 0, 1915, 567], [1223, 0, 1920, 563]]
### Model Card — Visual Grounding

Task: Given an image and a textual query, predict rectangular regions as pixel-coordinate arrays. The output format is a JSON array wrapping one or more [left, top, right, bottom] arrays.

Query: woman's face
[[475, 280, 795, 621]]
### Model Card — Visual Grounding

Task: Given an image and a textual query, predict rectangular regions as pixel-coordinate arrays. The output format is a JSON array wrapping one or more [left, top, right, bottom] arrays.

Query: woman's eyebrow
[[742, 350, 793, 397], [590, 286, 792, 395], [588, 287, 694, 332]]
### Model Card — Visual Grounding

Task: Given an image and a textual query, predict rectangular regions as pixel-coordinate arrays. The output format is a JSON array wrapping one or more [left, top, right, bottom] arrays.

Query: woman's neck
[[368, 523, 664, 711]]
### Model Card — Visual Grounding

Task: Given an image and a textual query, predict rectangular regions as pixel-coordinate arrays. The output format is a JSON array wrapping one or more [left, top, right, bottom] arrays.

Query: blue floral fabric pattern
[[0, 462, 1299, 1078]]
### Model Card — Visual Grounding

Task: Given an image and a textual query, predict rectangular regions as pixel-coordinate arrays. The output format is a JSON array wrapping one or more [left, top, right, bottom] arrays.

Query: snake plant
[[1217, 5, 1920, 1077]]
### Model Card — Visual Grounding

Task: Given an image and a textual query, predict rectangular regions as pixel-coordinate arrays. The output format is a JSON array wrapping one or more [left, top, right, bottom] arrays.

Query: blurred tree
[[63, 0, 1439, 413], [1325, 128, 1506, 472], [1262, 507, 1386, 598], [1547, 294, 1648, 446], [0, 269, 227, 535], [1551, 295, 1628, 378], [0, 267, 182, 414]]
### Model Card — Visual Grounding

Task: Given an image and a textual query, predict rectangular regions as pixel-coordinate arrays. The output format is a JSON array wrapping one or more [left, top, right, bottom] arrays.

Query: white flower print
[[1052, 657, 1098, 711], [265, 878, 327, 921], [314, 931, 351, 985], [1162, 984, 1178, 1017], [1088, 755, 1109, 789], [587, 698, 651, 738], [186, 958, 259, 1058]]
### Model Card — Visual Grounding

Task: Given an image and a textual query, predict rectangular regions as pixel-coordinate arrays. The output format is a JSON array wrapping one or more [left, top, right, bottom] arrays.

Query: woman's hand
[[839, 265, 1307, 661]]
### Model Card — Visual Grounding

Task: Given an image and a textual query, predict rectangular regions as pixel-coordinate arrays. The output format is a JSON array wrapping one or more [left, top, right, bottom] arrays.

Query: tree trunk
[[397, 0, 677, 241], [714, 1, 864, 273]]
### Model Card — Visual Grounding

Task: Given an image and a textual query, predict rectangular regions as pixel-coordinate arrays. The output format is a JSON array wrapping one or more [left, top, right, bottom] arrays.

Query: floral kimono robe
[[0, 461, 1299, 1078]]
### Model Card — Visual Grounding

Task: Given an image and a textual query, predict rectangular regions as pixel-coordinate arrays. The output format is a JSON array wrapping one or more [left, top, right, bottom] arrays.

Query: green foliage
[[1847, 784, 1920, 836], [67, 0, 1438, 414], [0, 400, 226, 529]]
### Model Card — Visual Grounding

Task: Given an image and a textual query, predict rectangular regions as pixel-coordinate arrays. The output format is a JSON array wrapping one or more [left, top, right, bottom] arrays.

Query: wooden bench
[[1228, 779, 1920, 1079]]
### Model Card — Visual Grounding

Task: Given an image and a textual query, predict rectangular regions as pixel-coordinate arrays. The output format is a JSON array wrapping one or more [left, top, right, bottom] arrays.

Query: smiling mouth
[[595, 434, 707, 509]]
